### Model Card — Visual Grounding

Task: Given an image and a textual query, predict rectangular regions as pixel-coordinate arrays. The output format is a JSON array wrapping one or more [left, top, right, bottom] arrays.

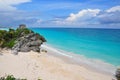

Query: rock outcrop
[[116, 68, 120, 80], [11, 25, 46, 55], [12, 32, 46, 55], [0, 24, 46, 55]]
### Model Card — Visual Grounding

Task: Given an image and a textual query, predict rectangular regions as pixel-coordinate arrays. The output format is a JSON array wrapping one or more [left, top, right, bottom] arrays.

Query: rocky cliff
[[12, 33, 46, 55], [0, 24, 46, 55]]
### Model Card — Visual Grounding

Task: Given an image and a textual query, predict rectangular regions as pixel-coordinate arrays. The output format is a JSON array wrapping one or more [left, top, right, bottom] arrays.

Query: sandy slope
[[0, 49, 115, 80]]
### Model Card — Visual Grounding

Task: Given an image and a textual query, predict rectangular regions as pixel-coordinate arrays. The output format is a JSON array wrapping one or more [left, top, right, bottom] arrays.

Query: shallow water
[[31, 28, 120, 66]]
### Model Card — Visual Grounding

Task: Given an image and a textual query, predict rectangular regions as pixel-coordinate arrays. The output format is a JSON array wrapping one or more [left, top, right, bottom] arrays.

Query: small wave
[[41, 43, 116, 75]]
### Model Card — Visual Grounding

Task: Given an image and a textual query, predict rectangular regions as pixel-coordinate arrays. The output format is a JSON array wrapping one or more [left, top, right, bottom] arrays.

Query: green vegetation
[[0, 28, 33, 48], [0, 75, 16, 80], [0, 75, 42, 80], [0, 75, 27, 80]]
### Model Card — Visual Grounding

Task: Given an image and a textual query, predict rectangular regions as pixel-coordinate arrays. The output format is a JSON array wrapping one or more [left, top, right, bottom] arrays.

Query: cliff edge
[[0, 24, 46, 55]]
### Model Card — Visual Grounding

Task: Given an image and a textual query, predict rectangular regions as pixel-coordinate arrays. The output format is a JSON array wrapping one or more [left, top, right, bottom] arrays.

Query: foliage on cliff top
[[0, 27, 46, 48]]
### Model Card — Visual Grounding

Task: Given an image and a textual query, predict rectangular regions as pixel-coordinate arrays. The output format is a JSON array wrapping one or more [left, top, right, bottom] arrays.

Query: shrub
[[0, 75, 42, 80], [2, 39, 16, 48], [0, 27, 46, 49], [0, 75, 15, 80], [0, 28, 32, 48]]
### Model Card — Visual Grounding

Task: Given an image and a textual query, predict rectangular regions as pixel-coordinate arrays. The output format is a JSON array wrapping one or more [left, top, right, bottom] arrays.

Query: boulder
[[30, 36, 37, 41], [29, 40, 42, 46], [20, 46, 31, 52], [116, 68, 120, 80], [31, 47, 40, 52], [12, 50, 18, 55]]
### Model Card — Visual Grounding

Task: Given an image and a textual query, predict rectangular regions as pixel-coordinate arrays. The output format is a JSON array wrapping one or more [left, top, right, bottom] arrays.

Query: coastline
[[0, 44, 116, 80], [41, 44, 117, 75], [32, 28, 120, 67]]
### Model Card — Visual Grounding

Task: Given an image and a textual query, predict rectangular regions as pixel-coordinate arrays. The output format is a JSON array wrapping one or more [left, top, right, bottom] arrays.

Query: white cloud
[[51, 6, 120, 28], [0, 11, 40, 27], [0, 0, 34, 27], [98, 5, 120, 24], [106, 5, 120, 12], [0, 0, 31, 11], [66, 9, 100, 22], [51, 9, 100, 26], [0, 3, 120, 28]]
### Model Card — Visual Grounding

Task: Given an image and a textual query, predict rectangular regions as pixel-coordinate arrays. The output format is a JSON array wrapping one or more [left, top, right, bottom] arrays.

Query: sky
[[0, 0, 120, 28]]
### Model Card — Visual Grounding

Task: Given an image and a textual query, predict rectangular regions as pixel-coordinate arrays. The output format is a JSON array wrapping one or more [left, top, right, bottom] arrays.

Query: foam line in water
[[41, 44, 116, 75], [41, 44, 73, 58]]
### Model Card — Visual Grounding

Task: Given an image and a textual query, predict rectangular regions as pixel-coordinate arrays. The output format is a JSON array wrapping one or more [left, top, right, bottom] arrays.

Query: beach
[[0, 45, 115, 80], [0, 0, 120, 79]]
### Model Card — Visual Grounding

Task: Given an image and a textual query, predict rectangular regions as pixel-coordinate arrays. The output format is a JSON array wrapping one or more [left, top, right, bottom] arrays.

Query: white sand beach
[[0, 46, 116, 80]]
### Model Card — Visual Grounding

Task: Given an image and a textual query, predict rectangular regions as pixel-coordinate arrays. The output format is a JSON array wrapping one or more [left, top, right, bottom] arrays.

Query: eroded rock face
[[116, 68, 120, 80], [12, 33, 46, 55]]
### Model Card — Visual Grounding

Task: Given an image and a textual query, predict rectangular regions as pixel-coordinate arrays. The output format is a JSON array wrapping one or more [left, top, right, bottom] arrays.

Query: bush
[[0, 28, 32, 48], [0, 75, 15, 80], [0, 27, 46, 49], [0, 75, 42, 80], [2, 39, 16, 48]]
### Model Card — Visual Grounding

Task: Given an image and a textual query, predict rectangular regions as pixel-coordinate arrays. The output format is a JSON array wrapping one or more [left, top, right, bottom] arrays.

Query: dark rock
[[20, 46, 31, 52], [29, 40, 42, 46], [12, 32, 46, 54], [35, 33, 46, 42], [32, 47, 40, 52], [19, 24, 26, 29], [116, 68, 120, 80], [41, 49, 47, 53]]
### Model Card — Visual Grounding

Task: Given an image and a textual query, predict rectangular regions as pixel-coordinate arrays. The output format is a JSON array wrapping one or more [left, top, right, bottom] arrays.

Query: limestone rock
[[12, 32, 46, 54]]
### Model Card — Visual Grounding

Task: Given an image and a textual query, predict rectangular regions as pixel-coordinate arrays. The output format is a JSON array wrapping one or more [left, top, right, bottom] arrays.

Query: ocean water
[[32, 28, 120, 67]]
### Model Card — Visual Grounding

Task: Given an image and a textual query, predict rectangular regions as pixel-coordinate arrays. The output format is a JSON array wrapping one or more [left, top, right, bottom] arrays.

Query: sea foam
[[41, 44, 116, 75]]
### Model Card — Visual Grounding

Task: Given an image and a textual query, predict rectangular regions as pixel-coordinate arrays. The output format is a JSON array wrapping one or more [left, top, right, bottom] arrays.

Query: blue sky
[[0, 0, 120, 28]]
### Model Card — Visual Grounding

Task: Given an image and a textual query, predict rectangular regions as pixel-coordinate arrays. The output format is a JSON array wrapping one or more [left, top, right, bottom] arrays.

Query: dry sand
[[0, 49, 115, 80]]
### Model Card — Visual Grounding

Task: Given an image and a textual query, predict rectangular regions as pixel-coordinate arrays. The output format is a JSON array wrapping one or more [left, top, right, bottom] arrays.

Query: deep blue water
[[31, 28, 120, 66]]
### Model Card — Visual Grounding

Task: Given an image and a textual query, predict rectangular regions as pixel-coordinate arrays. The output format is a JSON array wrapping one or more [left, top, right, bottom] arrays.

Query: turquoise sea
[[32, 28, 120, 67]]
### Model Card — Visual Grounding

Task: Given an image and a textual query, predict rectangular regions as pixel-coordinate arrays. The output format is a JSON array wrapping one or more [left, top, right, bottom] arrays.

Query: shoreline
[[0, 45, 116, 80], [41, 44, 117, 75]]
